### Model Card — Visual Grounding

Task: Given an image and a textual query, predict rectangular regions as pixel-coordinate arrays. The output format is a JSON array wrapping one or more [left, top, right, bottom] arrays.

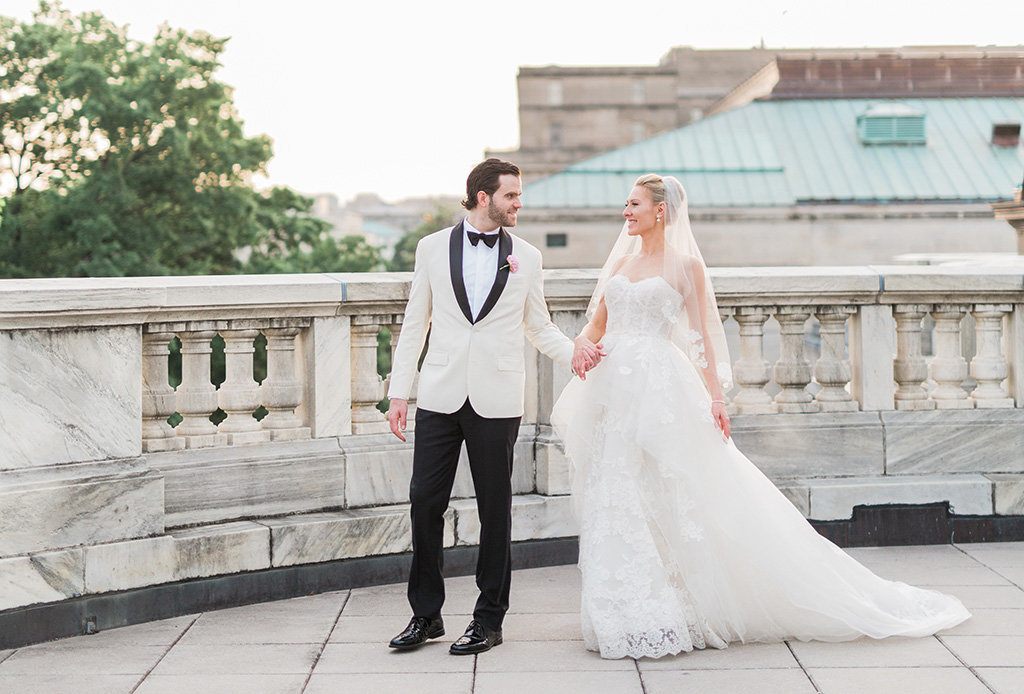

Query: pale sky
[[5, 0, 1024, 203]]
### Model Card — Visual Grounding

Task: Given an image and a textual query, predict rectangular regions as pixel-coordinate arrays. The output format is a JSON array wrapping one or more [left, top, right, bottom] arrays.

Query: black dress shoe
[[449, 619, 502, 655], [389, 616, 445, 649]]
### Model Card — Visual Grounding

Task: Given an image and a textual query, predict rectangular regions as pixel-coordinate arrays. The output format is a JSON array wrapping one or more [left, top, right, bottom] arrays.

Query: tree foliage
[[389, 206, 457, 271], [0, 2, 378, 278]]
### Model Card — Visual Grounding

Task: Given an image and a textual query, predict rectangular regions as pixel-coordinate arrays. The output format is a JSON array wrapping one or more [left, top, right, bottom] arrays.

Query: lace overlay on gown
[[552, 275, 970, 660]]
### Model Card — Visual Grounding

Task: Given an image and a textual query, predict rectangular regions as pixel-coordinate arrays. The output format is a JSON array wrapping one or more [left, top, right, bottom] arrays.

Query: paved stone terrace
[[1, 542, 1023, 694]]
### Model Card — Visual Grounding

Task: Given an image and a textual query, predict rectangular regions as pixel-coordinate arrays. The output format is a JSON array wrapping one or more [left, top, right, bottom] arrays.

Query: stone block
[[987, 474, 1024, 515], [883, 409, 1024, 475], [0, 325, 141, 469], [154, 438, 344, 528], [85, 536, 177, 594], [262, 506, 412, 567], [298, 315, 351, 438], [343, 434, 413, 507], [0, 460, 164, 557], [155, 273, 345, 316], [0, 548, 84, 611], [171, 521, 271, 580], [873, 265, 1024, 294], [450, 499, 478, 545], [452, 494, 576, 546], [510, 494, 576, 541], [523, 344, 539, 426], [849, 304, 895, 411], [0, 276, 166, 329], [1005, 305, 1024, 405], [711, 265, 881, 298], [731, 412, 885, 480], [268, 427, 312, 442], [804, 474, 993, 521], [777, 485, 811, 516], [452, 449, 475, 499], [221, 430, 271, 446], [512, 436, 535, 495], [443, 507, 456, 548], [535, 427, 571, 495]]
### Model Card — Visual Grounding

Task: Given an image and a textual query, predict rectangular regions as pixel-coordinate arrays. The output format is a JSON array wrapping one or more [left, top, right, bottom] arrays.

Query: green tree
[[245, 232, 384, 274], [389, 206, 456, 271], [0, 1, 337, 278]]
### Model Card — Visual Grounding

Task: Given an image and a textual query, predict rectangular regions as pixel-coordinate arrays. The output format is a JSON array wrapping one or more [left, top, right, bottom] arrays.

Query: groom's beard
[[488, 204, 517, 228]]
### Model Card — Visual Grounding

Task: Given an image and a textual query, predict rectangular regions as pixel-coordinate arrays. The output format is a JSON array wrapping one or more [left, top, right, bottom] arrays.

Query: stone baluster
[[716, 306, 735, 405], [970, 304, 1015, 408], [773, 306, 820, 413], [141, 324, 185, 452], [813, 306, 858, 411], [388, 314, 417, 429], [350, 315, 389, 434], [177, 324, 228, 448], [731, 306, 777, 414], [1005, 304, 1024, 406], [893, 304, 935, 410], [261, 320, 311, 440], [929, 305, 973, 408], [218, 321, 272, 445]]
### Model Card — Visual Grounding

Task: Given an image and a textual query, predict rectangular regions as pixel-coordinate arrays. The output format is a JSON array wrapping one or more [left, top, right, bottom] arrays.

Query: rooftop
[[524, 98, 1024, 208], [1, 543, 1022, 693]]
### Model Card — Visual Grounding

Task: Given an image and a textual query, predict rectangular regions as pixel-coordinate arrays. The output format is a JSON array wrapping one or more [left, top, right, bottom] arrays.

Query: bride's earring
[[656, 215, 662, 222]]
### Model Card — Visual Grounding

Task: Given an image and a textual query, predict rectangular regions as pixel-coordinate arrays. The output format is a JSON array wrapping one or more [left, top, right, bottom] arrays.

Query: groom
[[386, 159, 600, 655]]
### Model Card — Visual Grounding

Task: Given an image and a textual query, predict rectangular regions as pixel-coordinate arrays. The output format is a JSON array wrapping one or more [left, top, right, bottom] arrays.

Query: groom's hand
[[387, 398, 408, 441], [572, 336, 605, 380]]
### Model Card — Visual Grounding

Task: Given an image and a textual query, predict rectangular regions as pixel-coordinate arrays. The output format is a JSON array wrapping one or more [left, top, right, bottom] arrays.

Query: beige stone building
[[507, 48, 1024, 268], [491, 45, 1024, 187], [488, 47, 779, 183]]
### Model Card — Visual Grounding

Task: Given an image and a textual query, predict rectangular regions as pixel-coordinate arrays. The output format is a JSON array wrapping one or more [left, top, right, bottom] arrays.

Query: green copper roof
[[524, 98, 1024, 208]]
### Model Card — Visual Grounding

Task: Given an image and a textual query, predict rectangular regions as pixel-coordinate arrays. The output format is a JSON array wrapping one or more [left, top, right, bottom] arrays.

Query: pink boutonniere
[[500, 255, 519, 273]]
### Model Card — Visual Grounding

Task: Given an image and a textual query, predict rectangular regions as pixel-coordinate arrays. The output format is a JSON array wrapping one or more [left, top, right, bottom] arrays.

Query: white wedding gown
[[551, 274, 970, 660]]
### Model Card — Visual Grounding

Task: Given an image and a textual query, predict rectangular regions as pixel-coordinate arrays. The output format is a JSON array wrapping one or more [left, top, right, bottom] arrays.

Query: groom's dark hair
[[463, 158, 521, 210]]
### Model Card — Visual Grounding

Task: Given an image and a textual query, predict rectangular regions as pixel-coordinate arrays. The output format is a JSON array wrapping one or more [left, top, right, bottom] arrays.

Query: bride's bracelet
[[711, 399, 726, 405]]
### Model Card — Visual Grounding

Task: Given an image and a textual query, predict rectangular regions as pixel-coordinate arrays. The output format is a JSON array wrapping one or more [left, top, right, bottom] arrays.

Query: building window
[[631, 81, 646, 104], [631, 121, 646, 143], [546, 233, 568, 248], [547, 81, 563, 106], [549, 123, 563, 148]]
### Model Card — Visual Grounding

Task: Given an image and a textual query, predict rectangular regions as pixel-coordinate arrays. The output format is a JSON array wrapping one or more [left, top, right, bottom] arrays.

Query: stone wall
[[515, 204, 1015, 269], [2, 266, 1024, 618]]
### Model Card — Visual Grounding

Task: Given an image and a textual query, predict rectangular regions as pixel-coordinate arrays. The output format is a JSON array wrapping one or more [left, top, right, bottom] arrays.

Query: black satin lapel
[[474, 228, 513, 324], [449, 221, 473, 324]]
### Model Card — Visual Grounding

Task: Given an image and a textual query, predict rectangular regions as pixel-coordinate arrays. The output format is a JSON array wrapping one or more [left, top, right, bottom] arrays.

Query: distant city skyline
[[5, 0, 1024, 203]]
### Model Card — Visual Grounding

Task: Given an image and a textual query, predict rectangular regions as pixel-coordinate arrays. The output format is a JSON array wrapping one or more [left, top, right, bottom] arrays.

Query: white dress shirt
[[462, 219, 500, 320]]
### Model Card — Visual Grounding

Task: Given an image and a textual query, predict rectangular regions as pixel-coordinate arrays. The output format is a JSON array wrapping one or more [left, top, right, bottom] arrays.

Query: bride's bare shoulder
[[665, 248, 702, 275], [610, 253, 637, 274]]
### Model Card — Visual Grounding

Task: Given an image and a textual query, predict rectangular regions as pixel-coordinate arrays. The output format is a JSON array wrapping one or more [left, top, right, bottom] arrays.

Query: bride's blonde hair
[[635, 173, 686, 223], [633, 173, 666, 205]]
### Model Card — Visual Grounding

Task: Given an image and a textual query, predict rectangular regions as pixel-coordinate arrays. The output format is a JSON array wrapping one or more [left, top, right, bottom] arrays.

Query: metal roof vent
[[992, 122, 1021, 147], [857, 103, 926, 145]]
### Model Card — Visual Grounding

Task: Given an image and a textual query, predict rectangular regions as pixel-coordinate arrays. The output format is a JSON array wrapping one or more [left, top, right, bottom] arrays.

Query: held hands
[[712, 401, 730, 440], [387, 398, 408, 441], [572, 335, 606, 380]]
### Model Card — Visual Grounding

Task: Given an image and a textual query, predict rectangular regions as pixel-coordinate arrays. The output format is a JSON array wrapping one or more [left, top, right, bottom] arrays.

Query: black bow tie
[[467, 231, 498, 248]]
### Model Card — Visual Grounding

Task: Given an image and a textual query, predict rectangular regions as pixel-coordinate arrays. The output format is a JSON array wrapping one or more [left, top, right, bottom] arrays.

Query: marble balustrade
[[2, 265, 1024, 614]]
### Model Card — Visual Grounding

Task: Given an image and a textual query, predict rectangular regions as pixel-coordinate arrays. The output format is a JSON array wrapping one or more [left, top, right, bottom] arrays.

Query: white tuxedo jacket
[[387, 222, 573, 418]]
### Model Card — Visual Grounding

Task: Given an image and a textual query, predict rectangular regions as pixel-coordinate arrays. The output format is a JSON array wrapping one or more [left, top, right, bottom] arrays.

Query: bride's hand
[[712, 401, 730, 440], [572, 335, 605, 380]]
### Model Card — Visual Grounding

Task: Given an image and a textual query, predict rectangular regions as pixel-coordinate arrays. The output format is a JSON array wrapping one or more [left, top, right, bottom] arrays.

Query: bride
[[551, 173, 970, 660]]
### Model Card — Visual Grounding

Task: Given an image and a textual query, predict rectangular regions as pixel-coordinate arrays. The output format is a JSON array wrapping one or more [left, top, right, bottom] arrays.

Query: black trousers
[[408, 399, 520, 631]]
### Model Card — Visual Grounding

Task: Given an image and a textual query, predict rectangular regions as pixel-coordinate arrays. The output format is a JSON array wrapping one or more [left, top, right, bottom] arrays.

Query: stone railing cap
[[3, 264, 1023, 330]]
